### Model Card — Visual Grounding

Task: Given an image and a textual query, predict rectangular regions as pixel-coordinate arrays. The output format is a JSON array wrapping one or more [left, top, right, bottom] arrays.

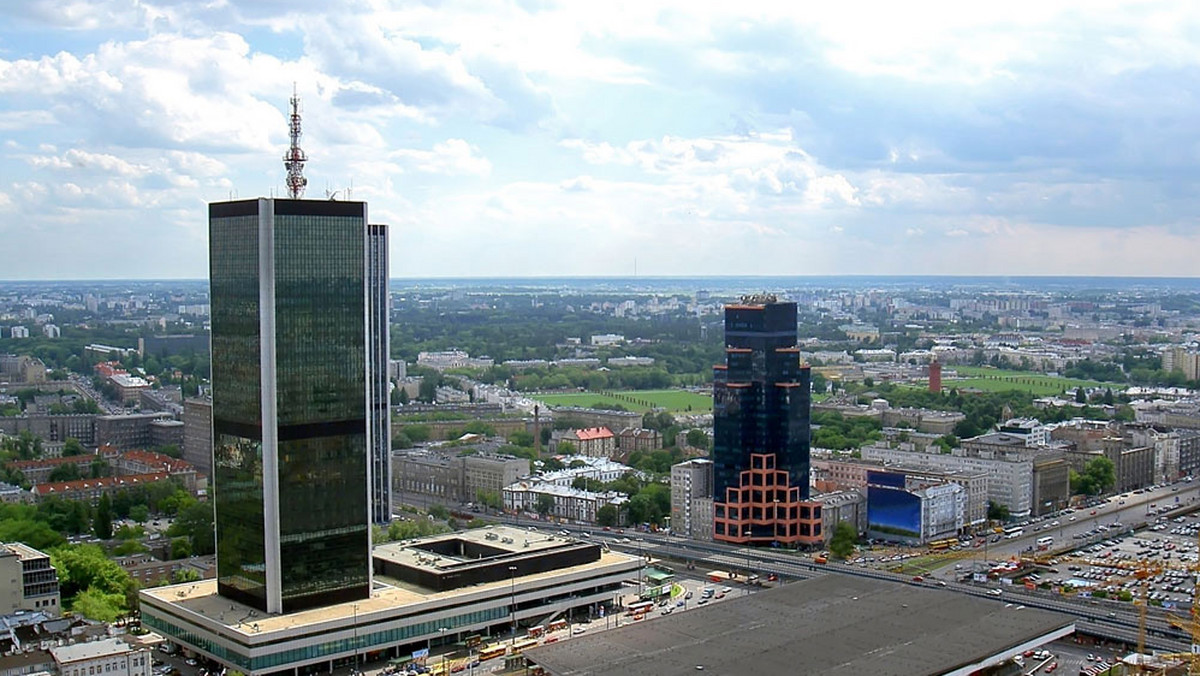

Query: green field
[[532, 389, 712, 414], [947, 365, 1124, 397]]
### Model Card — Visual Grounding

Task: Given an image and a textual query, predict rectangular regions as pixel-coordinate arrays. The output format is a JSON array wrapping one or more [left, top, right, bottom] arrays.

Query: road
[[970, 479, 1200, 564], [587, 525, 1193, 653]]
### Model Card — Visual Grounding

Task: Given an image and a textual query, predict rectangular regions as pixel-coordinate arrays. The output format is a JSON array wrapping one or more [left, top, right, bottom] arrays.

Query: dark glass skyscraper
[[367, 223, 392, 525], [711, 295, 821, 546], [209, 198, 370, 614]]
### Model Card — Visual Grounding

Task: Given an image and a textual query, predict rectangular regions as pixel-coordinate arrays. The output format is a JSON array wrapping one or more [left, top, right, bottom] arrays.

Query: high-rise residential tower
[[367, 223, 392, 524], [209, 198, 371, 614], [711, 295, 822, 546]]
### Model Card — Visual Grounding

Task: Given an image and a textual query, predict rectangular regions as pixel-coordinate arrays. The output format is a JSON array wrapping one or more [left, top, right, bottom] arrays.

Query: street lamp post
[[508, 565, 518, 645]]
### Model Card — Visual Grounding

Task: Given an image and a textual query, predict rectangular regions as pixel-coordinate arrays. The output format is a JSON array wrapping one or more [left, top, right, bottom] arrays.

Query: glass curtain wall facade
[[367, 224, 392, 525], [210, 198, 371, 614], [711, 297, 815, 545]]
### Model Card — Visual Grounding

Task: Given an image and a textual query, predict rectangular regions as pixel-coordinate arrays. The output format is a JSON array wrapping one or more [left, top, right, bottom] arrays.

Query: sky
[[4, 1, 1200, 279]]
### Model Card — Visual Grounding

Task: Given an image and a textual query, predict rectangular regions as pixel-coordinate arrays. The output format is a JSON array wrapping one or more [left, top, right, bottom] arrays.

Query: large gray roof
[[525, 575, 1073, 676]]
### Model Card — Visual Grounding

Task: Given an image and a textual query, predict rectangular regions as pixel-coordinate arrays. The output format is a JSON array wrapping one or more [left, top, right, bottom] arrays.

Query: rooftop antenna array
[[283, 84, 308, 199]]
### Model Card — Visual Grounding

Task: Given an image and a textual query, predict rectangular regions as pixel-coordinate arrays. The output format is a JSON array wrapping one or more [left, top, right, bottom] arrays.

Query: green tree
[[535, 493, 555, 517], [428, 504, 450, 520], [1103, 388, 1115, 406], [92, 493, 113, 540], [71, 587, 127, 623], [62, 437, 85, 456], [684, 428, 709, 450], [48, 463, 82, 483], [112, 539, 148, 556], [0, 514, 65, 551], [1071, 456, 1117, 496], [596, 503, 619, 528], [987, 501, 1010, 522], [171, 568, 202, 584], [170, 537, 192, 560], [829, 521, 857, 559], [166, 501, 215, 555], [1075, 387, 1087, 404], [51, 544, 138, 617], [129, 504, 150, 523], [556, 440, 576, 455]]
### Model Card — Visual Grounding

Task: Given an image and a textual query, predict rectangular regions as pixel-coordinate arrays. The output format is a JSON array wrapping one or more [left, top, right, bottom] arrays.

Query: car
[[987, 588, 1003, 596], [715, 592, 726, 599], [1045, 662, 1057, 672], [1087, 654, 1096, 661], [697, 597, 709, 604], [911, 576, 924, 582], [676, 600, 685, 607], [685, 591, 693, 599], [451, 666, 466, 674], [185, 660, 198, 667], [572, 626, 586, 635], [721, 587, 732, 593], [1069, 516, 1077, 521]]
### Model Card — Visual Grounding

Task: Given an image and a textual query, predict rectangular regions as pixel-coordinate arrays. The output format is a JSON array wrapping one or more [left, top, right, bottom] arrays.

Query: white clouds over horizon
[[3, 0, 1200, 278]]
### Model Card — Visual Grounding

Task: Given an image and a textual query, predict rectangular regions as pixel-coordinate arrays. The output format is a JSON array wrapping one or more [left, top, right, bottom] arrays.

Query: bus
[[478, 645, 507, 661], [510, 639, 539, 655], [528, 626, 545, 638], [626, 601, 655, 617], [1036, 536, 1053, 550], [1003, 527, 1024, 539], [547, 620, 568, 633], [928, 538, 957, 551]]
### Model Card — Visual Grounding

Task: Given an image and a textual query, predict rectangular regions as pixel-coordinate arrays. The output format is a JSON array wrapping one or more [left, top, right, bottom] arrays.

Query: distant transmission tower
[[283, 86, 308, 198]]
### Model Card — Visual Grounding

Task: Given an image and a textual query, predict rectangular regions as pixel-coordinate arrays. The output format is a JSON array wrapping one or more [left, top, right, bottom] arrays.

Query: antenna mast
[[283, 85, 308, 198]]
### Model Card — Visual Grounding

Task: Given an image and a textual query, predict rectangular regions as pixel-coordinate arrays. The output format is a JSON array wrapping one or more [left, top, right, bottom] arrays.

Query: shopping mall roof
[[524, 574, 1074, 676]]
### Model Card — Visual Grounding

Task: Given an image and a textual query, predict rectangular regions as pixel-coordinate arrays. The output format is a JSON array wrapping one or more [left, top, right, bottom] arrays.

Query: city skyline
[[6, 2, 1200, 279]]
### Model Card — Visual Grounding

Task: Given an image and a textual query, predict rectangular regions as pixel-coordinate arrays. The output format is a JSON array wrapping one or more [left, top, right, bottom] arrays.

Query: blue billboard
[[867, 485, 921, 539]]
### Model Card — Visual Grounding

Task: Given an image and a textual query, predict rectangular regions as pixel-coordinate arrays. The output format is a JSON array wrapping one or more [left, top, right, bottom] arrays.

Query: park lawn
[[532, 389, 713, 414], [948, 365, 1124, 397]]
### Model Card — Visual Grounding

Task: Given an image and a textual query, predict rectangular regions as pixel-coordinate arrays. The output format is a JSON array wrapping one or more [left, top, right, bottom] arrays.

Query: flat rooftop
[[524, 575, 1074, 676], [373, 525, 569, 567], [141, 526, 637, 640]]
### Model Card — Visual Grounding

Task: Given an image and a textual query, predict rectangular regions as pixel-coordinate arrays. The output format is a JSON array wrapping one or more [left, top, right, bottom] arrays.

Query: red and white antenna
[[283, 85, 308, 199]]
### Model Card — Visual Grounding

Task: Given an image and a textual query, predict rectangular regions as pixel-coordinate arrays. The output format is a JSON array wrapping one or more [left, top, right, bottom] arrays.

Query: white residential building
[[538, 456, 634, 486], [41, 325, 60, 339], [10, 326, 29, 339], [589, 334, 625, 347], [670, 459, 713, 541], [502, 482, 628, 524], [50, 639, 151, 676]]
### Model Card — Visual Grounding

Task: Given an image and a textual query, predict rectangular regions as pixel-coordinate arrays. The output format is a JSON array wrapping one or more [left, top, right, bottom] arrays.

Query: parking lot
[[1002, 495, 1200, 610]]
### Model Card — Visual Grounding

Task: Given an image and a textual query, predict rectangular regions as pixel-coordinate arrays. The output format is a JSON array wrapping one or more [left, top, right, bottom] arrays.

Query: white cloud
[[3, 1, 1200, 277]]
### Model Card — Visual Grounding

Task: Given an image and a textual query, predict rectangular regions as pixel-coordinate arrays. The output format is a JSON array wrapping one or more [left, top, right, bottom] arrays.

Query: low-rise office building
[[0, 543, 60, 616], [140, 526, 640, 676]]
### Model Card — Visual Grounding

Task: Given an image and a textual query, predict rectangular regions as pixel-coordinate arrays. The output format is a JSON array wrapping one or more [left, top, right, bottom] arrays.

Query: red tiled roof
[[574, 427, 614, 441], [32, 472, 171, 496], [119, 449, 195, 473]]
